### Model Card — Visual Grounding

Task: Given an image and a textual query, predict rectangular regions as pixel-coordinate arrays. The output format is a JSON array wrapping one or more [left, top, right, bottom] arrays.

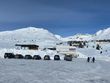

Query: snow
[[0, 58, 110, 83], [94, 27, 110, 40], [0, 27, 60, 48], [0, 27, 110, 82], [55, 34, 63, 40], [77, 42, 110, 61], [62, 34, 94, 41], [0, 27, 110, 60], [62, 27, 110, 41]]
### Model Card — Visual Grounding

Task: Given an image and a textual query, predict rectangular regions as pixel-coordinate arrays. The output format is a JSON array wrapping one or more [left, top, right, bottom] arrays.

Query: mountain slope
[[94, 27, 110, 40], [62, 27, 110, 41], [0, 27, 60, 48], [62, 34, 94, 41]]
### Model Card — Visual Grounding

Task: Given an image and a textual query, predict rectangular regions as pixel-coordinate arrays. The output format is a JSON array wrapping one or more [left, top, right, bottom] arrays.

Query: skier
[[87, 57, 90, 62], [92, 57, 95, 63]]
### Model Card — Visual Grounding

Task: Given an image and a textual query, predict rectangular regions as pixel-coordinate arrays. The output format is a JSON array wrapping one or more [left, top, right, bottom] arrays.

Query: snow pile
[[94, 27, 110, 40]]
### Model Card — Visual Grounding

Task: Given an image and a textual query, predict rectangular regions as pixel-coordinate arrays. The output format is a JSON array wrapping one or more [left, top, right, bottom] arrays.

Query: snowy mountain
[[0, 27, 60, 48], [62, 34, 94, 41], [0, 26, 110, 49], [94, 27, 110, 40], [62, 27, 110, 41], [55, 34, 63, 40]]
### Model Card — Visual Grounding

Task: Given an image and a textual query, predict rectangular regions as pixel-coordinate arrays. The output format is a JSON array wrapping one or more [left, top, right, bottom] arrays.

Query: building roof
[[15, 44, 39, 47]]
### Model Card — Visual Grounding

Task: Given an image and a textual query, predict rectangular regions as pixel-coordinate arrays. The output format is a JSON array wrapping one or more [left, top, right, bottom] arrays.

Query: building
[[67, 41, 86, 48], [15, 44, 39, 50], [56, 45, 78, 58]]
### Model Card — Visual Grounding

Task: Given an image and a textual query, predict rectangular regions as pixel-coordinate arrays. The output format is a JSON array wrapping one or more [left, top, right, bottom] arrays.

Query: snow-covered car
[[44, 55, 51, 60], [4, 53, 15, 59], [24, 55, 32, 59], [15, 54, 24, 59], [64, 55, 72, 61], [33, 55, 42, 60], [54, 55, 60, 60]]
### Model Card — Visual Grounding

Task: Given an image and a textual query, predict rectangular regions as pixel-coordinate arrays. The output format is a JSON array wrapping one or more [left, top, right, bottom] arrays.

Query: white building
[[56, 45, 78, 58]]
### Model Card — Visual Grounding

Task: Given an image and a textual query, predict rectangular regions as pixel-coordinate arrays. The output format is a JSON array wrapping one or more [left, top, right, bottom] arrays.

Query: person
[[100, 51, 102, 54], [92, 57, 95, 63], [87, 57, 90, 62]]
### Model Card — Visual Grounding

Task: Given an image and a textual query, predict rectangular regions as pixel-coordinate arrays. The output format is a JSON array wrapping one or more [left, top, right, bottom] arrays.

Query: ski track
[[0, 58, 110, 83]]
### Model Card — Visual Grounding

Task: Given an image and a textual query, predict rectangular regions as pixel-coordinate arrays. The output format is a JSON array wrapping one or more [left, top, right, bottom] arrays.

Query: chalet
[[15, 44, 39, 50]]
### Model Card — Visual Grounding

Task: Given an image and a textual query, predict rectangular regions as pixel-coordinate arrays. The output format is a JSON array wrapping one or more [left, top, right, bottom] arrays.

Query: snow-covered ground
[[0, 58, 110, 83], [77, 42, 110, 61]]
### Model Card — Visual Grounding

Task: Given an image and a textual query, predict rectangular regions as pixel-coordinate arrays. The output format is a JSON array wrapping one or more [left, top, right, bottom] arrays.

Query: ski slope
[[77, 42, 110, 61], [0, 58, 110, 83]]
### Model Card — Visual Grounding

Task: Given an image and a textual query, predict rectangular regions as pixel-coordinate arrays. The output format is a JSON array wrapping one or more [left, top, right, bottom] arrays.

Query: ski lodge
[[56, 45, 78, 58], [15, 44, 39, 50]]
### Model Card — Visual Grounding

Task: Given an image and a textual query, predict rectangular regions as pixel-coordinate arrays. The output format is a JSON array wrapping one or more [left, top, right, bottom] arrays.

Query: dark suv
[[54, 55, 60, 60], [33, 55, 42, 60], [44, 55, 51, 60], [24, 55, 32, 59], [15, 54, 24, 59], [4, 53, 15, 59], [64, 55, 72, 61]]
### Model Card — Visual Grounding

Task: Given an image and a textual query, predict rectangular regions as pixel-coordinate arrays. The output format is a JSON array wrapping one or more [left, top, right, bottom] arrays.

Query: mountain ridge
[[0, 27, 60, 48]]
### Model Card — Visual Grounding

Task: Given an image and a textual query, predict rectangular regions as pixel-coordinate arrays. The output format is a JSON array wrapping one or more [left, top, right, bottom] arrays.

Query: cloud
[[0, 0, 110, 36], [0, 0, 109, 23]]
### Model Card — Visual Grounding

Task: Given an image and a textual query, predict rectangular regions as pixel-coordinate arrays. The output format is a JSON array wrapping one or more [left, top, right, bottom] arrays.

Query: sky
[[0, 0, 110, 37]]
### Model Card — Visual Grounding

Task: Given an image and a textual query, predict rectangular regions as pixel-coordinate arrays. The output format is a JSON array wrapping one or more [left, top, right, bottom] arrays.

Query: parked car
[[54, 55, 60, 60], [64, 55, 72, 61], [44, 55, 51, 60], [15, 54, 24, 59], [24, 55, 32, 59], [33, 55, 41, 60], [4, 53, 15, 59]]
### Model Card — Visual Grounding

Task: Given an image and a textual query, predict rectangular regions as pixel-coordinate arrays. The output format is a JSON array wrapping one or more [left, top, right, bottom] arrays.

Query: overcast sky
[[0, 0, 110, 36]]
